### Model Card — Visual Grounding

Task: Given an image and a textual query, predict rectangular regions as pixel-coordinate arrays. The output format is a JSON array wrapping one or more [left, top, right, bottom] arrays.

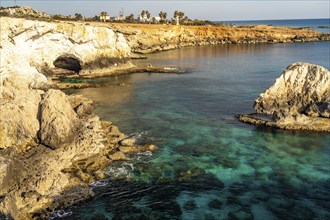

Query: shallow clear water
[[62, 42, 330, 220]]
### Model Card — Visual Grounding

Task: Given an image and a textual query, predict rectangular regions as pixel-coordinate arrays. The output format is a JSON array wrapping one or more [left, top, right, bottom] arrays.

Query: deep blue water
[[220, 18, 330, 33], [60, 42, 330, 220]]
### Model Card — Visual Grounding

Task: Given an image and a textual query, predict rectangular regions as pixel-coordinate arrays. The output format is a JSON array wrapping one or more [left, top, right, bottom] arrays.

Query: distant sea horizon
[[216, 18, 330, 32]]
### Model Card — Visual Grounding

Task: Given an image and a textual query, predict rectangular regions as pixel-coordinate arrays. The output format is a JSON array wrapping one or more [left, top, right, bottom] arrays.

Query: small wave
[[135, 151, 153, 161], [48, 210, 73, 220], [89, 180, 109, 189], [137, 151, 153, 157], [127, 131, 148, 140], [105, 162, 134, 178]]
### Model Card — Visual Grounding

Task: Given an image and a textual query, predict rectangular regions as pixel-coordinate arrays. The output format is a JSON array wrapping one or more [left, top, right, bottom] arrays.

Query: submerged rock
[[183, 200, 198, 210], [208, 199, 223, 209], [239, 62, 330, 132], [228, 209, 253, 220]]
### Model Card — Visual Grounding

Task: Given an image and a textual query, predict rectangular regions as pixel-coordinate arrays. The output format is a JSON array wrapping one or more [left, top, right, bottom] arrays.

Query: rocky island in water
[[0, 6, 329, 220]]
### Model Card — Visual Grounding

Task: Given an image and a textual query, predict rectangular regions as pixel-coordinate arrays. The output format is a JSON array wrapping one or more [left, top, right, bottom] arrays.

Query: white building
[[115, 15, 126, 21], [138, 15, 161, 23], [138, 15, 149, 22], [99, 14, 110, 22]]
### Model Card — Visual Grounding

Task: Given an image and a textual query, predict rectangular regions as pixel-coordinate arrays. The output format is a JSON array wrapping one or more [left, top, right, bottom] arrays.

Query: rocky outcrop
[[0, 76, 157, 219], [1, 12, 329, 219], [1, 16, 329, 83], [0, 6, 51, 19], [39, 89, 78, 149], [238, 63, 330, 131], [111, 23, 330, 54], [0, 16, 132, 81], [254, 63, 330, 116], [0, 76, 41, 151]]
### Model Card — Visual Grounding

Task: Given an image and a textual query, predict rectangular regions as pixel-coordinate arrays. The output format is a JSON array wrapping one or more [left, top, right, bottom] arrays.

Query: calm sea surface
[[60, 42, 330, 219], [221, 18, 330, 33]]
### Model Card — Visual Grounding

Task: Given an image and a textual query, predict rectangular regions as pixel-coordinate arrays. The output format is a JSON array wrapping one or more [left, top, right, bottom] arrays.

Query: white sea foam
[[48, 210, 73, 219], [105, 162, 134, 178], [89, 179, 109, 189], [127, 131, 148, 140]]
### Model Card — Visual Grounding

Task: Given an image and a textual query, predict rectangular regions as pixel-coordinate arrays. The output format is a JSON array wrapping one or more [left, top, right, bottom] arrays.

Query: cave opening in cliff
[[53, 55, 82, 73]]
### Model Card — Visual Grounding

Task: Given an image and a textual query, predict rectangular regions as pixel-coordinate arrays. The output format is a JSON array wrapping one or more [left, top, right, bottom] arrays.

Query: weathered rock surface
[[39, 89, 78, 149], [1, 16, 329, 83], [0, 16, 132, 80], [0, 6, 51, 19], [239, 63, 330, 131], [68, 94, 94, 117], [111, 23, 330, 54], [254, 63, 330, 116], [0, 76, 157, 219], [0, 76, 41, 151]]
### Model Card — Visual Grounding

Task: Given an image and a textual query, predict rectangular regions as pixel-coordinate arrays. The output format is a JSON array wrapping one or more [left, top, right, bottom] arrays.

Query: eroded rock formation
[[239, 62, 330, 131], [1, 12, 329, 219], [0, 16, 132, 80], [0, 75, 157, 219], [111, 23, 330, 54]]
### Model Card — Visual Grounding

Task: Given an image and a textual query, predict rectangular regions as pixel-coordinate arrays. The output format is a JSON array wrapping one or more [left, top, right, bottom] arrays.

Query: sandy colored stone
[[109, 151, 126, 161], [39, 89, 78, 149], [119, 144, 158, 154], [119, 138, 136, 146], [0, 76, 41, 150], [254, 62, 330, 116], [68, 94, 94, 117], [239, 63, 330, 132]]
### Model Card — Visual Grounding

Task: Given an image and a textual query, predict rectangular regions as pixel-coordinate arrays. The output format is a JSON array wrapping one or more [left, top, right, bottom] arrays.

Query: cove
[[62, 42, 330, 219]]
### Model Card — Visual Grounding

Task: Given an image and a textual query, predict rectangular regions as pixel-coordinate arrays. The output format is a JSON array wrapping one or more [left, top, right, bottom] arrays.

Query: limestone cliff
[[239, 63, 330, 131], [1, 17, 329, 82], [110, 23, 330, 54], [1, 14, 329, 219], [0, 16, 132, 82]]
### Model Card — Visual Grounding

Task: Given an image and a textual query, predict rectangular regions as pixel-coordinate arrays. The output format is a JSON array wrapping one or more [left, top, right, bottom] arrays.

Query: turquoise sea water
[[220, 18, 330, 33], [61, 42, 330, 220]]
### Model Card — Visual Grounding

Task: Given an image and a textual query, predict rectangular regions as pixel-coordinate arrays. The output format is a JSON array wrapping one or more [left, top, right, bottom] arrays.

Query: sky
[[1, 0, 329, 21]]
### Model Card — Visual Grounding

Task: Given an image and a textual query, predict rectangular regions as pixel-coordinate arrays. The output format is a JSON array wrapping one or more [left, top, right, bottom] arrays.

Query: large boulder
[[39, 89, 78, 149], [239, 63, 330, 131], [254, 62, 330, 116], [0, 76, 41, 150]]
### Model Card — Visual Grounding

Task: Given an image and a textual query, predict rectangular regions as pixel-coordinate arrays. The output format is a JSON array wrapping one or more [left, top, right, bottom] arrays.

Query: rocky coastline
[[238, 62, 330, 132], [1, 13, 330, 219], [113, 23, 329, 54], [0, 74, 157, 219], [1, 17, 329, 83]]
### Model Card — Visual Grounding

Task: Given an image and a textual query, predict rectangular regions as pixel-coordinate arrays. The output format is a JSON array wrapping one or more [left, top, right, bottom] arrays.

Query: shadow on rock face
[[0, 211, 13, 220], [54, 55, 82, 73]]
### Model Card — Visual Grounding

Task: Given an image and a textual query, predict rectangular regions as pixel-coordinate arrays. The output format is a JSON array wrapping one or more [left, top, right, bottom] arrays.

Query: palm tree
[[75, 13, 83, 20], [146, 10, 151, 19], [173, 11, 185, 25], [174, 10, 178, 19], [126, 13, 135, 22], [159, 11, 168, 21], [141, 10, 146, 18], [163, 12, 167, 20]]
